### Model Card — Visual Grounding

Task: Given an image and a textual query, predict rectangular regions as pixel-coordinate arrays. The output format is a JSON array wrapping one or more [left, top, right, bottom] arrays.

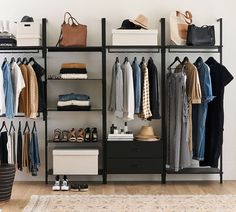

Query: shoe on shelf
[[61, 175, 69, 191], [84, 128, 91, 142], [70, 183, 80, 192], [52, 175, 61, 191], [53, 128, 61, 142], [69, 128, 76, 142], [77, 128, 84, 142], [91, 127, 98, 142], [61, 130, 69, 142], [79, 183, 89, 192]]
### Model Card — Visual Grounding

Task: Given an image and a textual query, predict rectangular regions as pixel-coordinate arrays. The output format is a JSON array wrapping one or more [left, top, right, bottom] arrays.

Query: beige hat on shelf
[[135, 126, 160, 141], [130, 14, 149, 29]]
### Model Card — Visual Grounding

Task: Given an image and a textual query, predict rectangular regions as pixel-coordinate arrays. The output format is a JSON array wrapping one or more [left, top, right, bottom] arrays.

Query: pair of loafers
[[70, 183, 89, 192]]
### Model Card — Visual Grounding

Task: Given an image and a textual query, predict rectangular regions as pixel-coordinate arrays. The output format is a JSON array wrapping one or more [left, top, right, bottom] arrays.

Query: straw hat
[[130, 14, 149, 29], [135, 126, 160, 141]]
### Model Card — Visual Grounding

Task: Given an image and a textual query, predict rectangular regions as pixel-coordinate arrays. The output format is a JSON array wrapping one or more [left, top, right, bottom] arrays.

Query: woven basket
[[0, 164, 16, 201]]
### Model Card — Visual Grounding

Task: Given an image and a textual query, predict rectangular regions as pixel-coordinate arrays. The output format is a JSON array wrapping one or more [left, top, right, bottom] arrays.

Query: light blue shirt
[[2, 61, 14, 118]]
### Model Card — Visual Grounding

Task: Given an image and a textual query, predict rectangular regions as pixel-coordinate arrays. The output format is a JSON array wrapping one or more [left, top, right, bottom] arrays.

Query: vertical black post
[[101, 18, 107, 184], [42, 18, 48, 184], [217, 18, 223, 184], [160, 18, 166, 184]]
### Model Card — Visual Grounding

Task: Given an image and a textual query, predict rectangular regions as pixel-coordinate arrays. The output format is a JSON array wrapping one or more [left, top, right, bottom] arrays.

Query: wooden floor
[[1, 181, 236, 211]]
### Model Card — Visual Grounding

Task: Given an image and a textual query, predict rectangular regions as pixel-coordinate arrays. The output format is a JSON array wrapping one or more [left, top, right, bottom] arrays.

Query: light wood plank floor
[[1, 181, 236, 211]]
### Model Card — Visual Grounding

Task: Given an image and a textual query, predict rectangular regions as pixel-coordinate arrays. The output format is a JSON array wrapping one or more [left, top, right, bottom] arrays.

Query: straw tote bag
[[170, 11, 192, 45], [56, 12, 87, 47]]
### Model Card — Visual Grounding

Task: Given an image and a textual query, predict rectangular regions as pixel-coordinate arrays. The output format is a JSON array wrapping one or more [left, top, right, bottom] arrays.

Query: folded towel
[[61, 63, 86, 69], [60, 74, 88, 79], [57, 100, 90, 107]]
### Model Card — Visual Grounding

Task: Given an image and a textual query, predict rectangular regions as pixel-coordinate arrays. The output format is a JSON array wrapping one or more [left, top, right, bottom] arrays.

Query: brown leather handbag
[[56, 12, 87, 47]]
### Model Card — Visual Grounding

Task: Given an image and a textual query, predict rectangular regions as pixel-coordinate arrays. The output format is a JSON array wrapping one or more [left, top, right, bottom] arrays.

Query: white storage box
[[16, 22, 41, 46], [17, 37, 41, 46], [112, 29, 158, 46], [53, 149, 99, 175], [17, 22, 41, 37]]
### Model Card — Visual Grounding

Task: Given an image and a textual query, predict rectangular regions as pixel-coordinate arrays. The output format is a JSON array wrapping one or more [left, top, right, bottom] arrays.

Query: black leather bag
[[186, 24, 215, 46]]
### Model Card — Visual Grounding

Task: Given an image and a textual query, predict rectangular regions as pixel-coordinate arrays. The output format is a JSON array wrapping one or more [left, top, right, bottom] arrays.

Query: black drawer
[[107, 158, 163, 174], [107, 141, 163, 158]]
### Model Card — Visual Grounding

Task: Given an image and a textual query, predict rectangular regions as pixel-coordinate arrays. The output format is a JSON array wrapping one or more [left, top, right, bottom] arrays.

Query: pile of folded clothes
[[0, 32, 16, 46], [57, 93, 91, 111], [60, 63, 88, 79], [107, 134, 134, 141]]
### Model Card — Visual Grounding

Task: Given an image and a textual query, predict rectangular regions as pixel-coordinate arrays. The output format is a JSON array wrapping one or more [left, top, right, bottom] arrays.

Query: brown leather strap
[[68, 16, 80, 26], [176, 11, 192, 24], [64, 12, 73, 24], [56, 27, 63, 47]]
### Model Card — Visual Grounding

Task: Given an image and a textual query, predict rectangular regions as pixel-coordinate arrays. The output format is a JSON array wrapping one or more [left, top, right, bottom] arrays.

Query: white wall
[[0, 0, 235, 182]]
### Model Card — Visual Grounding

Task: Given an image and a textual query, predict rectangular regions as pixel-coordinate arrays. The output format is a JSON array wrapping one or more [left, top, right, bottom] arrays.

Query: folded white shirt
[[60, 74, 88, 79], [57, 100, 90, 107]]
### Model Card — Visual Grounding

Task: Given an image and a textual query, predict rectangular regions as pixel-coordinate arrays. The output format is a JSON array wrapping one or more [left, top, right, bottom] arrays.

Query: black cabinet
[[107, 141, 163, 174]]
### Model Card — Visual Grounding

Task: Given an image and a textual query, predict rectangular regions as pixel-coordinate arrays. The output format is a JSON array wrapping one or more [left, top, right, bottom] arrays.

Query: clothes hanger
[[29, 57, 36, 63], [32, 121, 37, 132], [0, 121, 8, 132], [22, 57, 28, 64], [9, 121, 15, 132], [124, 57, 128, 63], [133, 57, 137, 62], [182, 56, 189, 64], [115, 57, 119, 63], [142, 57, 145, 63], [17, 57, 22, 64], [2, 57, 7, 66], [168, 56, 181, 69], [10, 57, 15, 64], [23, 121, 30, 133]]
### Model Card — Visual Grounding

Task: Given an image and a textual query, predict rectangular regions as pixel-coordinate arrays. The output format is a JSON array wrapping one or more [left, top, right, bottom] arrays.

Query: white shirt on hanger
[[122, 61, 134, 120], [0, 67, 6, 115], [10, 62, 25, 114]]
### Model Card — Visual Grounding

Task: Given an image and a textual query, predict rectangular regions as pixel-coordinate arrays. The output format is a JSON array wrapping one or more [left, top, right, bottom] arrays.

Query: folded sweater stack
[[60, 63, 88, 79], [57, 93, 91, 111]]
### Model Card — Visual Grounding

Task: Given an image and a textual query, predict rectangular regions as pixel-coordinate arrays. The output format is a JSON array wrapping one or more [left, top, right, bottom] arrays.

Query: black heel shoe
[[91, 127, 98, 142], [84, 128, 91, 142]]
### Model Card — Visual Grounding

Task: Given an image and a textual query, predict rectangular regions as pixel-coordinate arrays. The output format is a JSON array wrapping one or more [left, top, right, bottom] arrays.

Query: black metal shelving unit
[[164, 18, 223, 183], [105, 18, 166, 184], [44, 18, 107, 184]]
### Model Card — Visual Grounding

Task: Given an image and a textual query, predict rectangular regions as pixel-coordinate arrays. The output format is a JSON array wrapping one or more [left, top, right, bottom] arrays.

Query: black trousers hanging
[[0, 132, 8, 164], [17, 130, 23, 171]]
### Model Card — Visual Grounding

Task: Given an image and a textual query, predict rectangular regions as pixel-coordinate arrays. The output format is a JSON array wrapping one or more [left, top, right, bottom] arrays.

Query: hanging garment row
[[0, 120, 40, 176], [0, 57, 45, 119], [166, 56, 233, 172], [109, 56, 160, 121]]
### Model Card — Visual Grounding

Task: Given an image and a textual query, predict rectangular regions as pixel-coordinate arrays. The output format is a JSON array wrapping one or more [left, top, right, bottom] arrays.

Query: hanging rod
[[167, 45, 222, 53], [107, 45, 160, 53]]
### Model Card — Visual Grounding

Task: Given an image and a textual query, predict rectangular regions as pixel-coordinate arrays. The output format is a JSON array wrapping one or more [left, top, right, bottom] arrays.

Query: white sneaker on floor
[[61, 179, 69, 191], [52, 180, 60, 191]]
